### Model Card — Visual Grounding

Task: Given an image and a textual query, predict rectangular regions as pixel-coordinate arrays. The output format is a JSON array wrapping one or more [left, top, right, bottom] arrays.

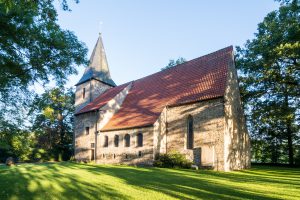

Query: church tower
[[75, 34, 116, 112]]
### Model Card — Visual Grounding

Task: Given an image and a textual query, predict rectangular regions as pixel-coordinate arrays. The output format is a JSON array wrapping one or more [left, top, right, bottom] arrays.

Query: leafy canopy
[[161, 57, 186, 71], [0, 0, 88, 101], [236, 0, 300, 164], [29, 87, 75, 160]]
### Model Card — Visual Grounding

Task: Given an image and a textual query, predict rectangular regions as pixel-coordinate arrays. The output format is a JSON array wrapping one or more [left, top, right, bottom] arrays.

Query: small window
[[83, 88, 86, 99], [138, 151, 142, 157], [137, 133, 143, 147], [114, 135, 119, 147], [102, 153, 105, 158], [124, 134, 130, 147], [125, 154, 128, 159], [85, 127, 90, 135], [187, 115, 194, 149], [113, 154, 116, 159], [103, 135, 108, 147], [91, 143, 95, 148]]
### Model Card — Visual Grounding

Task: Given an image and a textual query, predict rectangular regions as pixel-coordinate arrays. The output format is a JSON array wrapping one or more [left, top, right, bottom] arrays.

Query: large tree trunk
[[58, 112, 64, 145], [287, 121, 294, 165], [284, 91, 294, 165]]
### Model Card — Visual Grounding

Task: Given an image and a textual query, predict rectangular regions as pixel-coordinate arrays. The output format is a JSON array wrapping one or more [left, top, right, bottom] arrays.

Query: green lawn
[[0, 162, 299, 200]]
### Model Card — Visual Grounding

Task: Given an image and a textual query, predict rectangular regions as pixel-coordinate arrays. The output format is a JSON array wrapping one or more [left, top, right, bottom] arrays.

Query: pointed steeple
[[76, 33, 116, 86]]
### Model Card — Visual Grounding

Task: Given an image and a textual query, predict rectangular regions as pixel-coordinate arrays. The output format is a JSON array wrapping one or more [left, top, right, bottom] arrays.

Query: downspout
[[165, 106, 168, 154], [89, 78, 92, 103], [94, 109, 100, 162]]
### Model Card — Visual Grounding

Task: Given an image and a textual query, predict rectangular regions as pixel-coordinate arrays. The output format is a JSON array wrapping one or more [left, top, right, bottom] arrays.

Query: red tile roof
[[76, 83, 130, 115], [101, 46, 233, 131]]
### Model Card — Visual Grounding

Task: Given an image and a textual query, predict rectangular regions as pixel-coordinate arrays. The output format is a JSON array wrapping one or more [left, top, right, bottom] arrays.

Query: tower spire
[[76, 34, 116, 87]]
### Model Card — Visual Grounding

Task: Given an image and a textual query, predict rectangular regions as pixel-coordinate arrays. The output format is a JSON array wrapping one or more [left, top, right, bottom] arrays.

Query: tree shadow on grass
[[201, 167, 300, 186], [0, 163, 130, 200], [66, 163, 294, 200], [1, 163, 299, 200]]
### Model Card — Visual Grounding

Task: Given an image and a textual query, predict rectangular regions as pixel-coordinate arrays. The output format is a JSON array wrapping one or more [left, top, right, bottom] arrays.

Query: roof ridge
[[133, 46, 233, 83]]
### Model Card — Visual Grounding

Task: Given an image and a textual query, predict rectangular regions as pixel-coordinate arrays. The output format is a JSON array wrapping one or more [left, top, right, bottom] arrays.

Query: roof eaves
[[167, 96, 225, 108], [100, 123, 154, 132]]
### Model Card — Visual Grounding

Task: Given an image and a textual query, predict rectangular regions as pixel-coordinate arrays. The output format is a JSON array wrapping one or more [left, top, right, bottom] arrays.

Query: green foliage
[[0, 0, 85, 162], [29, 87, 75, 161], [161, 57, 186, 71], [295, 145, 300, 165], [0, 86, 75, 163], [153, 151, 192, 169], [236, 0, 300, 165], [31, 148, 47, 162], [0, 0, 87, 102], [0, 121, 35, 162]]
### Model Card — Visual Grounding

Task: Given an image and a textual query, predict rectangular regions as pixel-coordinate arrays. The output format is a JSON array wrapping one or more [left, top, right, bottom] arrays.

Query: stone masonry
[[73, 39, 251, 171]]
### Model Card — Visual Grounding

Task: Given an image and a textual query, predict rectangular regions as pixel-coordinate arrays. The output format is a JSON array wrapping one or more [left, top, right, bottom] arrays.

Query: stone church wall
[[75, 79, 112, 113], [97, 126, 154, 165], [224, 56, 251, 171], [91, 79, 112, 102], [164, 98, 226, 171], [153, 107, 167, 156], [74, 83, 131, 162], [74, 112, 97, 161]]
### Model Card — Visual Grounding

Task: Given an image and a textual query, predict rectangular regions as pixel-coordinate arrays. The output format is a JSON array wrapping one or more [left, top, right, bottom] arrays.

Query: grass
[[0, 162, 299, 200]]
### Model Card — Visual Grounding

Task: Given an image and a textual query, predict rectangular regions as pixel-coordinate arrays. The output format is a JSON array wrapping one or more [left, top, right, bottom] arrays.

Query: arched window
[[85, 127, 89, 135], [137, 133, 143, 147], [114, 135, 119, 147], [124, 134, 130, 147], [187, 115, 194, 149], [82, 88, 86, 99], [103, 135, 108, 147]]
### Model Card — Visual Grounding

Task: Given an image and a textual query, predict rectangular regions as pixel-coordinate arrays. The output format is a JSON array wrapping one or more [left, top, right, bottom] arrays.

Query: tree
[[236, 0, 300, 165], [161, 57, 186, 71], [0, 119, 35, 162], [29, 87, 75, 161], [0, 0, 87, 102]]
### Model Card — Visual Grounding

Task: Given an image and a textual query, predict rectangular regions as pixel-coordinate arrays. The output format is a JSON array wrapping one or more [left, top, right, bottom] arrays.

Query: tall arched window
[[114, 135, 119, 147], [124, 134, 130, 147], [82, 88, 86, 99], [103, 135, 108, 147], [137, 133, 143, 147], [187, 115, 194, 149]]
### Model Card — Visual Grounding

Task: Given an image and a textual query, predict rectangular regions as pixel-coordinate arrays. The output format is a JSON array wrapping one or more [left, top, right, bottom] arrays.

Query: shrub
[[69, 156, 75, 161], [153, 152, 192, 169], [31, 148, 48, 162]]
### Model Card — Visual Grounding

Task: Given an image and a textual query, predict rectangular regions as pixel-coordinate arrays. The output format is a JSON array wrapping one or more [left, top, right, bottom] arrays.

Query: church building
[[74, 34, 251, 171]]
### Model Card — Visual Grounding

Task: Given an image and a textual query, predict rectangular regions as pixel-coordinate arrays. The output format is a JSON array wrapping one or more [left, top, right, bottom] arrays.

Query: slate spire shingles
[[76, 33, 116, 87]]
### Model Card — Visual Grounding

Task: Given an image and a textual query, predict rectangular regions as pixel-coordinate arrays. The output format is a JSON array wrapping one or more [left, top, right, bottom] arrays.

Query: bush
[[31, 148, 48, 162], [153, 152, 192, 169]]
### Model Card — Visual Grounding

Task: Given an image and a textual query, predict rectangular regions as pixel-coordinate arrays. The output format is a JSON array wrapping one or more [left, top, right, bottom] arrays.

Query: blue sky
[[55, 0, 279, 87]]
